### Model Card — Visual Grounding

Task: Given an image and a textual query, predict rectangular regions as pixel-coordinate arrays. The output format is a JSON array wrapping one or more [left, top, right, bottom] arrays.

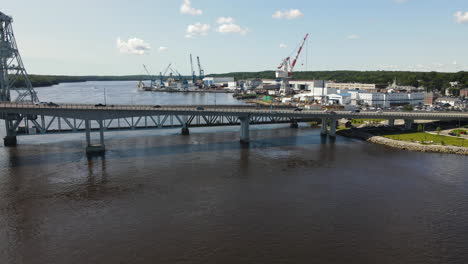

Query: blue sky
[[2, 0, 468, 75]]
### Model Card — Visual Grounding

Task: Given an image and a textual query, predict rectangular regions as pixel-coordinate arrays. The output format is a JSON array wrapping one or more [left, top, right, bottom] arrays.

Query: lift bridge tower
[[1, 11, 38, 146]]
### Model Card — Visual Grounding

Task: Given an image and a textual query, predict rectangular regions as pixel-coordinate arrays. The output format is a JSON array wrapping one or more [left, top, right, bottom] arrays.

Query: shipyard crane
[[172, 67, 189, 86], [158, 63, 172, 87], [196, 56, 205, 88], [197, 56, 205, 80], [277, 33, 309, 95], [142, 64, 155, 87], [190, 54, 196, 84]]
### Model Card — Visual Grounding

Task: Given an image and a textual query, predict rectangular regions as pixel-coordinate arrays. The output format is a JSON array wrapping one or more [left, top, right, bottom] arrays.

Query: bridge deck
[[1, 102, 467, 121]]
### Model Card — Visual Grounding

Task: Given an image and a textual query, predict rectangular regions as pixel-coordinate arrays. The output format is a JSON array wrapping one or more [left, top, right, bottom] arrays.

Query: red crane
[[276, 33, 309, 78]]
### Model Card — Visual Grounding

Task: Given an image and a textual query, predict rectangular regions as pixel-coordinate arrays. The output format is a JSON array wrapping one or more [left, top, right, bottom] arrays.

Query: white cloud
[[279, 43, 288, 48], [116, 37, 151, 55], [454, 11, 468, 24], [186, 23, 210, 38], [158, 46, 168, 52], [217, 23, 248, 35], [347, 34, 360, 40], [180, 0, 202, 16], [272, 9, 303, 20], [215, 17, 248, 35], [217, 17, 234, 24]]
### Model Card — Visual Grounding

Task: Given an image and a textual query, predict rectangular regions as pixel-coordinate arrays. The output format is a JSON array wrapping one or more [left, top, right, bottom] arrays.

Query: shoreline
[[338, 128, 468, 155]]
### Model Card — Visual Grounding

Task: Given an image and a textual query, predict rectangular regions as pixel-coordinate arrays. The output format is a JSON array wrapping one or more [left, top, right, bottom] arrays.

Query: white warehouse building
[[359, 92, 424, 107], [203, 77, 235, 86]]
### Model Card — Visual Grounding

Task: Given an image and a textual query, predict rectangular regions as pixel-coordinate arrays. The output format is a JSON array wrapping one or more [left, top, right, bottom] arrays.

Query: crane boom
[[290, 33, 309, 72], [142, 64, 152, 77], [197, 56, 204, 80], [276, 33, 309, 78], [142, 64, 155, 86], [163, 63, 172, 76], [190, 54, 196, 83]]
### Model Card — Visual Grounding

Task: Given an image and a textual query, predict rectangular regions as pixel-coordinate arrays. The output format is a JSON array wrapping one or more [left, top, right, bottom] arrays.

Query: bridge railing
[[0, 102, 467, 119]]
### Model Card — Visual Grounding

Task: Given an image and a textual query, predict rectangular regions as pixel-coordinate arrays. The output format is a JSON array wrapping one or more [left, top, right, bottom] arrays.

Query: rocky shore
[[338, 128, 468, 156]]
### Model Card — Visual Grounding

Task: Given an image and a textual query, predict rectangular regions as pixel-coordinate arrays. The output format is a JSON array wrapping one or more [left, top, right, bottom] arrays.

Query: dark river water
[[1, 81, 467, 264]]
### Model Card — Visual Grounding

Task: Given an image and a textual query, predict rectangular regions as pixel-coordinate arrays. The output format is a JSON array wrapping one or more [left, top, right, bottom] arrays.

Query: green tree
[[402, 104, 414, 112], [436, 127, 441, 135]]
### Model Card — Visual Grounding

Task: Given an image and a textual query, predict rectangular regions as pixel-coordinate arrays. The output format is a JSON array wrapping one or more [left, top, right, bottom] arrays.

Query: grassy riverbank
[[338, 127, 468, 155], [382, 132, 467, 147], [351, 119, 385, 125]]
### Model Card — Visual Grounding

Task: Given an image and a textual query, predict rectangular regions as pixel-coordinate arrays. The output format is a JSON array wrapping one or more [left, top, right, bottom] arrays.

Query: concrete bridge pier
[[290, 120, 299, 129], [329, 119, 337, 137], [239, 116, 250, 145], [404, 119, 413, 130], [321, 118, 328, 136], [388, 119, 395, 126], [3, 120, 17, 147], [85, 120, 106, 155], [181, 123, 190, 135]]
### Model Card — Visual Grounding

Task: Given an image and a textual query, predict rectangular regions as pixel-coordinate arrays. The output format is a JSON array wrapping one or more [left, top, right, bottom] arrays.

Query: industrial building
[[326, 82, 377, 92], [358, 92, 424, 107], [203, 77, 235, 87], [461, 88, 468, 98], [327, 93, 352, 105], [263, 79, 330, 92]]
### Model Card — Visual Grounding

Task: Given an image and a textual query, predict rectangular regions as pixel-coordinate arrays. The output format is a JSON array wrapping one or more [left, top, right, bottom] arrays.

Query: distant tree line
[[9, 71, 468, 93], [13, 75, 148, 88], [208, 70, 468, 92]]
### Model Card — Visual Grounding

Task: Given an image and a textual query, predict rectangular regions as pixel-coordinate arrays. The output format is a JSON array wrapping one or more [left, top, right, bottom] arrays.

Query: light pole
[[103, 87, 107, 105]]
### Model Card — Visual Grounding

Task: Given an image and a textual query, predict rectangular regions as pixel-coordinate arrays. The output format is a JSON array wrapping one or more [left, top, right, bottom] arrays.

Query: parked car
[[153, 105, 161, 108], [294, 108, 303, 112], [95, 103, 106, 107], [196, 106, 205, 111]]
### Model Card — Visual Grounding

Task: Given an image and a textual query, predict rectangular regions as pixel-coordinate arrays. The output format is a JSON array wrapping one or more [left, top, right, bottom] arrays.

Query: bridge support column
[[404, 119, 413, 130], [85, 120, 106, 155], [321, 118, 328, 136], [239, 116, 250, 145], [99, 120, 105, 147], [181, 123, 190, 135], [3, 120, 17, 147], [388, 119, 395, 127], [329, 119, 337, 137], [290, 120, 299, 129], [85, 120, 91, 146]]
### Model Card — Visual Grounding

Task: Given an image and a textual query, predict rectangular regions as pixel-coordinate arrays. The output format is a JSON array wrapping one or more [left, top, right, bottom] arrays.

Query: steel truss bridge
[[1, 102, 467, 154]]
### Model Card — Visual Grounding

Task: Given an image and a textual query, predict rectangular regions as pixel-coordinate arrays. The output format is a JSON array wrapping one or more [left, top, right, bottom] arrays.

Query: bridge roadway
[[1, 102, 467, 154]]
